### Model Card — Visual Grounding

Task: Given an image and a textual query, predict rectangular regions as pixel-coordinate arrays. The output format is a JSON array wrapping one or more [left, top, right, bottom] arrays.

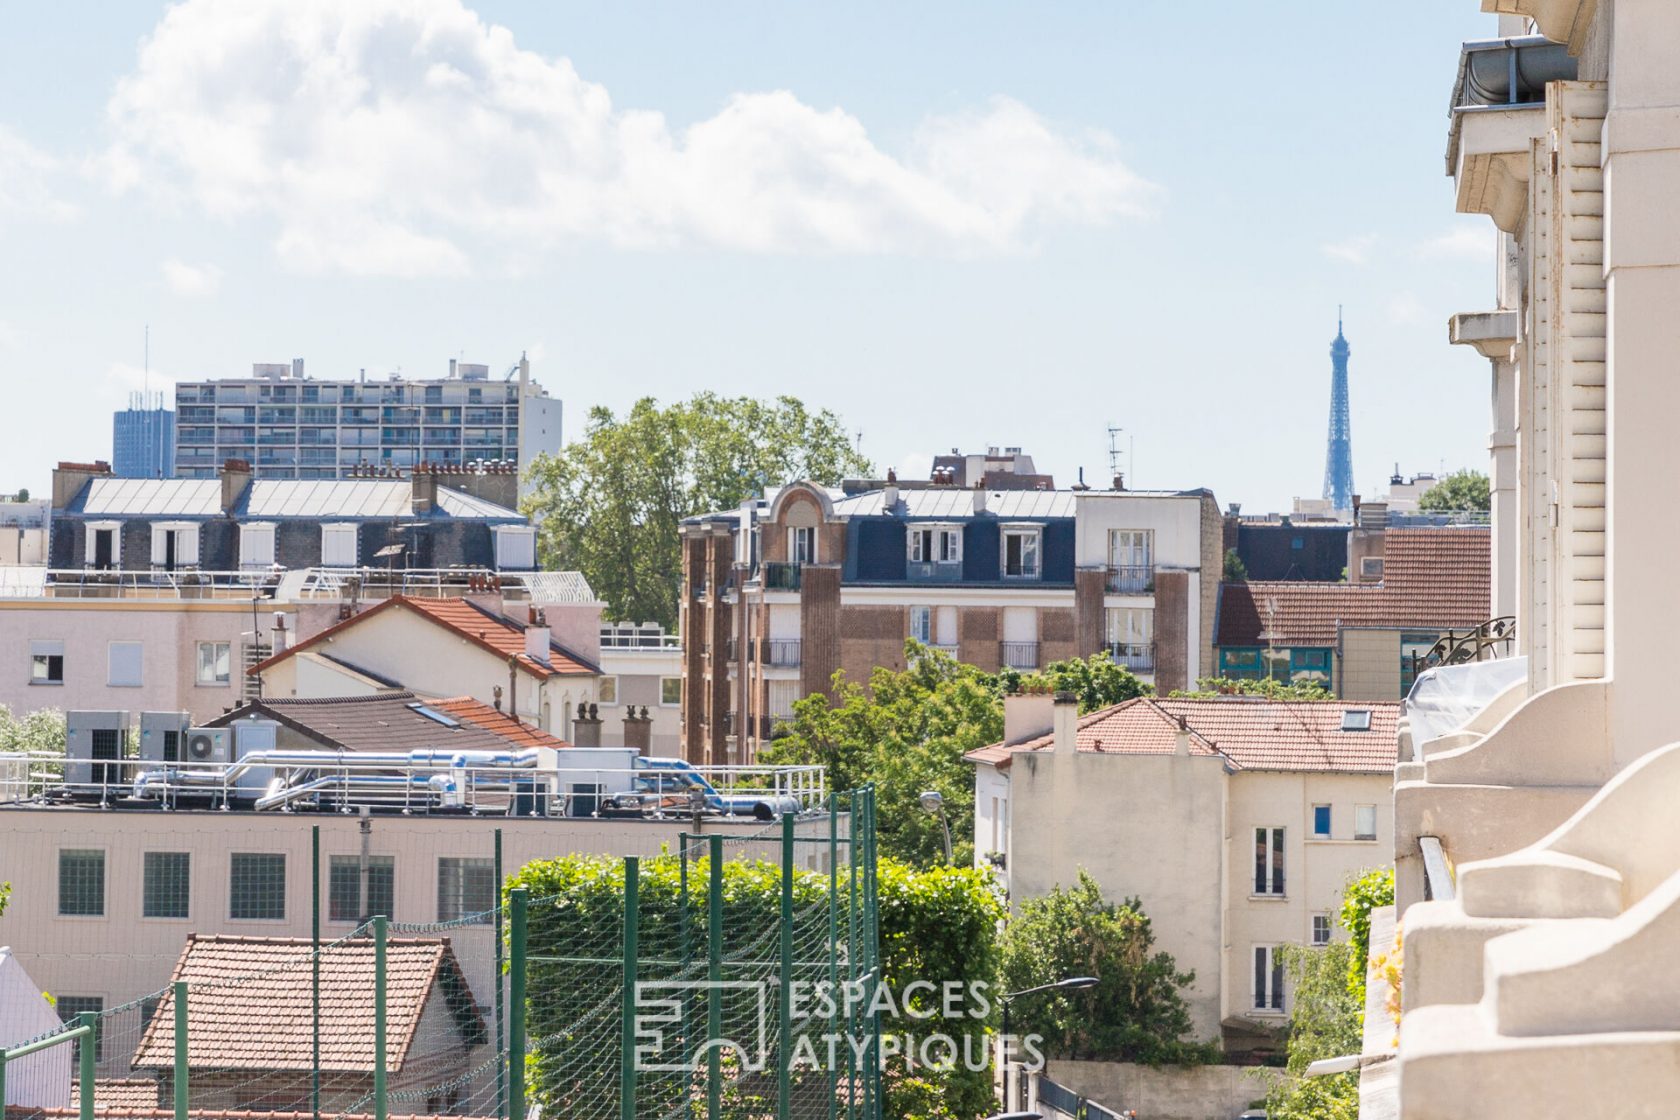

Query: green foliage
[[762, 643, 1002, 867], [1417, 469, 1490, 514], [13, 488, 27, 503], [1341, 867, 1395, 1006], [0, 705, 65, 754], [1222, 547, 1248, 582], [1170, 677, 1335, 701], [1263, 941, 1362, 1120], [999, 870, 1216, 1065], [1006, 652, 1152, 714], [522, 393, 871, 629], [0, 880, 9, 918]]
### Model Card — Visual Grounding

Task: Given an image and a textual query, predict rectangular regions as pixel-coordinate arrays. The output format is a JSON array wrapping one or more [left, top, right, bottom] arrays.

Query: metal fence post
[[779, 812, 795, 1119], [495, 828, 506, 1120], [827, 800, 840, 1120], [374, 914, 388, 1120], [707, 835, 723, 1119], [510, 887, 528, 1120], [2, 1047, 9, 1117], [174, 980, 189, 1120], [77, 1011, 96, 1120], [620, 856, 639, 1120], [311, 824, 321, 1120]]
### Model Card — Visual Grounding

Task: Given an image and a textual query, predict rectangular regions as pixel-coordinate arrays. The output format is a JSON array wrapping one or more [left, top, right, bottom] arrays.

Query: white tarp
[[1404, 656, 1529, 747], [0, 945, 71, 1107]]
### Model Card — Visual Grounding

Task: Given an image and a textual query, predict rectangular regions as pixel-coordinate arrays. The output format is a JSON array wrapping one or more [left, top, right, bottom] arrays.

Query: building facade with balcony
[[677, 475, 1222, 764]]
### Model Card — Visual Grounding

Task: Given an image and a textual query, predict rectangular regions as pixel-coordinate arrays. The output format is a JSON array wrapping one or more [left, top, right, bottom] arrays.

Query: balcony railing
[[1000, 641, 1039, 670], [907, 560, 963, 583], [1105, 565, 1154, 594], [1107, 642, 1154, 672], [761, 562, 803, 591], [1408, 616, 1517, 680], [765, 639, 802, 668]]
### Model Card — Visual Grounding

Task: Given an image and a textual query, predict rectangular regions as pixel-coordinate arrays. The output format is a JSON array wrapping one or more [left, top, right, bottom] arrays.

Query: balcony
[[1446, 36, 1575, 231], [1000, 641, 1039, 670], [1105, 565, 1154, 594], [1107, 642, 1154, 672], [907, 560, 963, 583], [764, 639, 802, 668], [760, 562, 802, 591]]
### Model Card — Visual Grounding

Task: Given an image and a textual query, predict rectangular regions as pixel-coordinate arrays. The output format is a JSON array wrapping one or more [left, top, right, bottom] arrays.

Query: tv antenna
[[1106, 425, 1135, 484]]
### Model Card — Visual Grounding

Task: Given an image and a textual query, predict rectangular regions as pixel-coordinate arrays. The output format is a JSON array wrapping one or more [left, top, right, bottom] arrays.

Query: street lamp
[[999, 976, 1099, 1111], [919, 789, 953, 864]]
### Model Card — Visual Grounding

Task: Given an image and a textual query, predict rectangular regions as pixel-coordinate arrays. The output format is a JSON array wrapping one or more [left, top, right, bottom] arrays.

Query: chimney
[[1112, 473, 1126, 492], [411, 466, 437, 515], [882, 482, 899, 510], [572, 702, 602, 747], [1052, 690, 1079, 755], [524, 621, 552, 665], [973, 487, 988, 515], [51, 460, 113, 510], [1175, 715, 1191, 757], [623, 705, 652, 756], [221, 459, 254, 514], [271, 611, 290, 655], [1003, 692, 1056, 746]]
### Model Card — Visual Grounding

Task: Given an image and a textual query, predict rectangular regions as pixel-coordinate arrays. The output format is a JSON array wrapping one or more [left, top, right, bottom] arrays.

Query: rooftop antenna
[[1106, 425, 1135, 487]]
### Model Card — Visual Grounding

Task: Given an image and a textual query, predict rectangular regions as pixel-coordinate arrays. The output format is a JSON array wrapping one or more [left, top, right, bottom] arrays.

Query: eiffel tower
[[1323, 308, 1354, 513]]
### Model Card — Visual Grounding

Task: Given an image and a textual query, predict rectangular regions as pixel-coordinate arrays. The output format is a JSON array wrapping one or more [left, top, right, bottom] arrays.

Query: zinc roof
[[831, 489, 1077, 519], [74, 479, 521, 521], [80, 479, 222, 517]]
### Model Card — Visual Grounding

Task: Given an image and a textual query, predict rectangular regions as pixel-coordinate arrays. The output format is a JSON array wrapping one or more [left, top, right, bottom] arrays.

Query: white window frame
[[85, 521, 121, 571], [909, 605, 933, 644], [31, 639, 64, 685], [1105, 607, 1154, 645], [239, 522, 277, 570], [1311, 803, 1332, 839], [909, 525, 963, 564], [908, 527, 933, 563], [1355, 804, 1378, 841], [108, 641, 144, 688], [938, 527, 963, 564], [1254, 826, 1285, 897], [1001, 525, 1041, 579], [1312, 913, 1333, 947], [659, 677, 681, 707], [1253, 944, 1285, 1013], [196, 641, 232, 686], [597, 675, 619, 706], [494, 524, 537, 570], [788, 525, 816, 565], [321, 523, 358, 568], [1108, 528, 1153, 569], [149, 521, 201, 570]]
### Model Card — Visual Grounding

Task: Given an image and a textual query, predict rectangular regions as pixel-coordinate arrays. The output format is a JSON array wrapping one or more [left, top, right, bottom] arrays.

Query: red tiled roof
[[1216, 527, 1491, 647], [251, 595, 597, 679], [130, 935, 484, 1075], [430, 696, 569, 749], [208, 690, 569, 753], [966, 696, 1399, 774]]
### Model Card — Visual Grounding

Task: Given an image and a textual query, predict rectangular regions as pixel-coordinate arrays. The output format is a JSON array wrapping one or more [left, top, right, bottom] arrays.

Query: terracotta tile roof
[[251, 596, 598, 679], [69, 1083, 162, 1110], [130, 935, 484, 1075], [965, 696, 1399, 774], [207, 690, 567, 753], [1216, 527, 1491, 647]]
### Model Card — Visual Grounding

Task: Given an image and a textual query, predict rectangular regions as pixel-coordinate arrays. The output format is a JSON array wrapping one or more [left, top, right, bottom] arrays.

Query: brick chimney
[[1052, 690, 1079, 755], [51, 460, 113, 510], [411, 466, 438, 515], [623, 705, 652, 756], [221, 459, 254, 514], [572, 702, 602, 747]]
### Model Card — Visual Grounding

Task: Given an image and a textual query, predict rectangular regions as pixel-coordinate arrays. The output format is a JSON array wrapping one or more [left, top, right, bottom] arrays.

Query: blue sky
[[0, 1, 1498, 510]]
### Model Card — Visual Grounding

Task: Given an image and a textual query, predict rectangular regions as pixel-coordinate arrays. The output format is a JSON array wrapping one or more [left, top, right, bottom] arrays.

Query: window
[[438, 857, 495, 923], [197, 641, 232, 685], [85, 522, 120, 570], [1342, 709, 1373, 732], [239, 522, 277, 570], [1400, 632, 1440, 696], [1219, 648, 1263, 680], [909, 527, 933, 563], [149, 522, 201, 570], [1289, 648, 1334, 686], [1107, 529, 1153, 591], [1355, 804, 1378, 841], [1001, 528, 1041, 578], [1312, 914, 1333, 947], [598, 676, 619, 706], [788, 526, 816, 566], [660, 677, 681, 707], [909, 606, 933, 644], [938, 527, 962, 563], [31, 639, 64, 684], [58, 849, 105, 916], [494, 525, 536, 570], [1253, 827, 1285, 896], [909, 526, 962, 564], [1360, 556, 1385, 579], [321, 523, 358, 567], [329, 855, 395, 922], [56, 997, 105, 1060], [1105, 608, 1154, 668], [229, 852, 286, 920], [1312, 804, 1331, 839], [142, 852, 190, 919], [108, 641, 144, 687], [1253, 946, 1284, 1012]]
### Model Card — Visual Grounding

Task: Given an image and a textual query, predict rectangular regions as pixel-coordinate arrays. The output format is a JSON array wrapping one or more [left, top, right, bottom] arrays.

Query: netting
[[1, 790, 878, 1120]]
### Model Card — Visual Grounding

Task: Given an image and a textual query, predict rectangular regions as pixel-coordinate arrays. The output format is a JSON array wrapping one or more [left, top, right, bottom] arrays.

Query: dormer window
[[150, 522, 201, 572], [788, 526, 816, 566], [85, 521, 121, 571], [239, 522, 277, 570], [1001, 526, 1041, 579]]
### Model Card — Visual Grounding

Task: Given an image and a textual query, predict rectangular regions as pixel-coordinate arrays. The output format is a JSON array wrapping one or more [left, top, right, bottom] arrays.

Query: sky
[[0, 0, 1501, 511]]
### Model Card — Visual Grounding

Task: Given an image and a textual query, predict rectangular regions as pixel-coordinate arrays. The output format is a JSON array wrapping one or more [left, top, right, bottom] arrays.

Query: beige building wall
[[597, 646, 682, 756], [1338, 628, 1401, 702]]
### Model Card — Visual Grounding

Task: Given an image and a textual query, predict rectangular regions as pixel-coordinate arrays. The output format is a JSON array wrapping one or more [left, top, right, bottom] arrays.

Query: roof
[[131, 935, 485, 1075], [1217, 527, 1491, 646], [79, 479, 221, 517], [966, 696, 1399, 774], [71, 479, 521, 521], [831, 489, 1078, 519], [250, 595, 599, 679], [69, 1083, 164, 1110], [206, 689, 568, 753]]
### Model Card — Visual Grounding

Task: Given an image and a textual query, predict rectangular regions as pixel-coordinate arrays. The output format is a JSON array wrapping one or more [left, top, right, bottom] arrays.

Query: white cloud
[[1388, 291, 1428, 325], [1321, 234, 1377, 265], [1418, 225, 1492, 261], [106, 0, 1159, 274], [161, 258, 223, 296], [0, 125, 75, 222]]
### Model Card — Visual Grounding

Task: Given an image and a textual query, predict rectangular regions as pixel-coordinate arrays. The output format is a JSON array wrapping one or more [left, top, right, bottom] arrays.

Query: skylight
[[409, 703, 461, 728], [1341, 710, 1372, 732]]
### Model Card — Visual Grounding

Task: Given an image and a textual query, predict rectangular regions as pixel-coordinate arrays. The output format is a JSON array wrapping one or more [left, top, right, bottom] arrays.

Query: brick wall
[[1154, 569, 1190, 693], [959, 607, 1002, 671], [800, 565, 843, 698], [1199, 493, 1223, 680], [1040, 606, 1079, 664], [1074, 567, 1107, 656]]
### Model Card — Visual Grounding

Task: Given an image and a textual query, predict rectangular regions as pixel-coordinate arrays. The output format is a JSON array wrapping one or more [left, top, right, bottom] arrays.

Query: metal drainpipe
[[358, 807, 372, 923], [507, 656, 518, 727]]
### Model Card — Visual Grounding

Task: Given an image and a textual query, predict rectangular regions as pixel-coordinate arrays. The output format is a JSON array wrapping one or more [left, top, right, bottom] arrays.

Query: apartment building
[[597, 622, 683, 757], [1215, 526, 1493, 700], [968, 692, 1397, 1055], [172, 356, 561, 495], [111, 393, 175, 480], [1365, 4, 1680, 1115], [678, 469, 1222, 764]]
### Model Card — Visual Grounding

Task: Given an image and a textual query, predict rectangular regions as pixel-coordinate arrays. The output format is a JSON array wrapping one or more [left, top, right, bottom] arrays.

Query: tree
[[0, 705, 66, 754], [1171, 677, 1335, 701], [1223, 547, 1248, 582], [0, 880, 9, 918], [13, 487, 27, 503], [1004, 652, 1152, 713], [1341, 866, 1394, 1005], [762, 643, 1001, 866], [522, 394, 870, 629], [999, 870, 1216, 1066], [1417, 469, 1490, 514]]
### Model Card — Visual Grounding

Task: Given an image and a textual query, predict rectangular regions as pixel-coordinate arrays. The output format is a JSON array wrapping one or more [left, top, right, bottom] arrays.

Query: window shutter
[[240, 523, 276, 569], [150, 525, 168, 566]]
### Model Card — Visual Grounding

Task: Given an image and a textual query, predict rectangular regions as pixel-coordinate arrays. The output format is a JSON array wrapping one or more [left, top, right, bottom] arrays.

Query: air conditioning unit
[[140, 711, 192, 764], [183, 727, 232, 766], [65, 710, 130, 791]]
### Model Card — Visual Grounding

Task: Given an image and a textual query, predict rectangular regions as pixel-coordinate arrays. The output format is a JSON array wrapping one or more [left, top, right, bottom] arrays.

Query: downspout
[[508, 655, 519, 728], [358, 807, 372, 923]]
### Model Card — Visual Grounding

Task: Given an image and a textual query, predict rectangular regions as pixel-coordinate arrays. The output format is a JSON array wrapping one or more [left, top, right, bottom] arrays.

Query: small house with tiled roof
[[967, 691, 1398, 1059], [251, 596, 601, 740], [129, 935, 486, 1115], [1214, 526, 1493, 700]]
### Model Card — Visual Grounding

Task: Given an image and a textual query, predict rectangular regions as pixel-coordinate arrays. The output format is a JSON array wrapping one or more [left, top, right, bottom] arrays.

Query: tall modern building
[[1322, 311, 1354, 513], [172, 356, 562, 492], [111, 392, 176, 479]]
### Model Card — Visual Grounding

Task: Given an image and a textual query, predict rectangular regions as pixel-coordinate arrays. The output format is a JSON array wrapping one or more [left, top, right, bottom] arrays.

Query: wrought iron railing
[[1410, 616, 1517, 679], [1106, 641, 1154, 671], [906, 560, 963, 582], [1000, 641, 1039, 670], [760, 562, 803, 591], [1105, 564, 1154, 594], [765, 639, 802, 667]]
